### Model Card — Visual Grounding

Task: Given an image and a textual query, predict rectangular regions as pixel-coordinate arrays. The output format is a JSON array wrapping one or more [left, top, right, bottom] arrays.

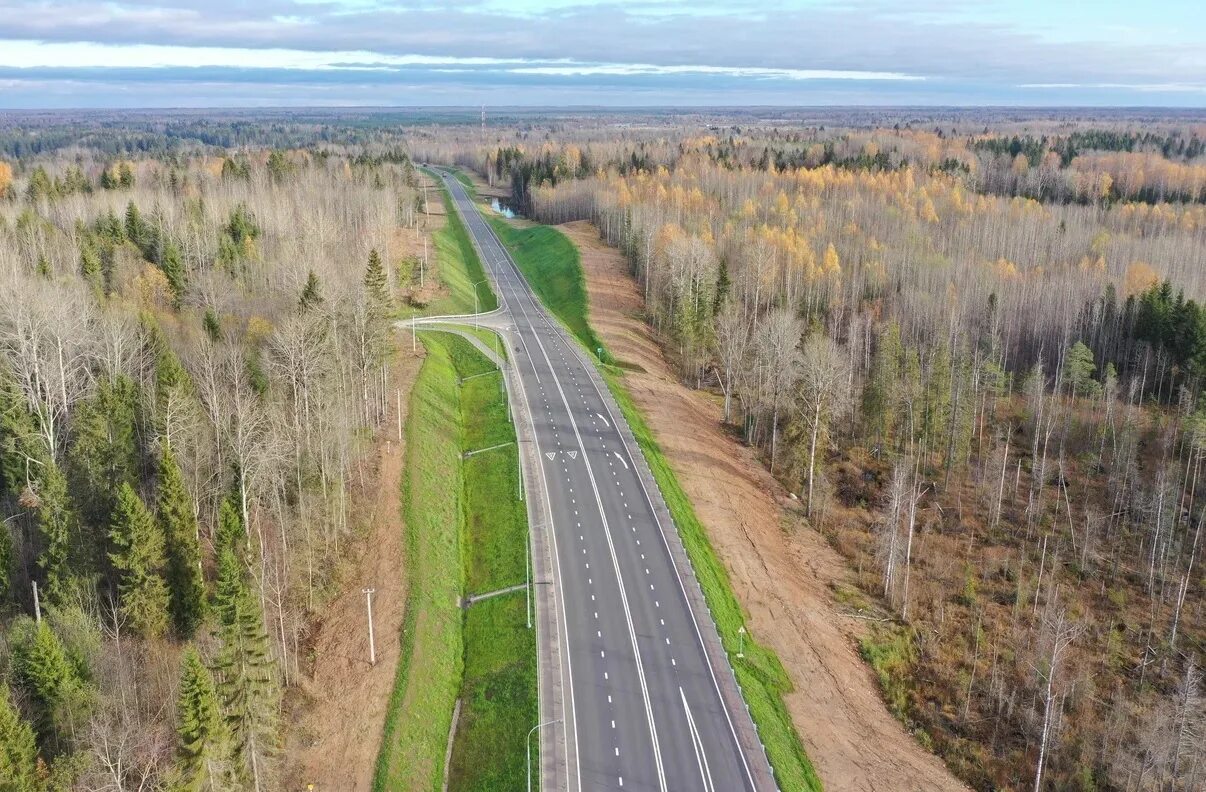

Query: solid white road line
[[681, 687, 717, 792]]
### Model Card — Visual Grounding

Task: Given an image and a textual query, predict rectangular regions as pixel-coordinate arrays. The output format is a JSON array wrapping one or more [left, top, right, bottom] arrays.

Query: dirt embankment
[[559, 220, 969, 792], [282, 347, 424, 792]]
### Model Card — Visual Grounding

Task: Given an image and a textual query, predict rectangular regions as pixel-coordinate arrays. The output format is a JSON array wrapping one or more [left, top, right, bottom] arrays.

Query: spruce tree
[[298, 270, 323, 312], [160, 241, 186, 304], [79, 239, 102, 285], [124, 201, 144, 247], [9, 617, 90, 748], [215, 498, 243, 555], [215, 581, 278, 787], [364, 249, 390, 314], [203, 309, 222, 342], [67, 375, 140, 530], [108, 483, 170, 639], [158, 444, 205, 638], [212, 546, 244, 629], [175, 648, 232, 792], [0, 687, 41, 792], [35, 463, 78, 602]]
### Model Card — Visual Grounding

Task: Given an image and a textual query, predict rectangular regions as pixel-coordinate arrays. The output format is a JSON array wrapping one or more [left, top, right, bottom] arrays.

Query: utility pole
[[396, 388, 402, 441], [32, 581, 41, 623], [421, 237, 427, 288], [736, 625, 746, 658], [412, 312, 417, 354], [526, 538, 531, 629], [362, 588, 377, 666]]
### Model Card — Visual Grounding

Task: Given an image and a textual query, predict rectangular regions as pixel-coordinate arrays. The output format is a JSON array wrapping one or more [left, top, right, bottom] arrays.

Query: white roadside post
[[363, 588, 377, 666]]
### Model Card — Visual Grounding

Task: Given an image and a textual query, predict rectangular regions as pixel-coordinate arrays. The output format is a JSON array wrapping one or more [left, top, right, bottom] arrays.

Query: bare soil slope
[[560, 219, 969, 792], [283, 348, 423, 792]]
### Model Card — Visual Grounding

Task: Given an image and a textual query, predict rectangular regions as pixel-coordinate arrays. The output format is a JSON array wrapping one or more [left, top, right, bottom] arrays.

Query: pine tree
[[298, 270, 323, 312], [364, 249, 390, 314], [158, 444, 205, 638], [1064, 341, 1102, 399], [0, 687, 42, 792], [175, 648, 232, 792], [108, 483, 170, 639]]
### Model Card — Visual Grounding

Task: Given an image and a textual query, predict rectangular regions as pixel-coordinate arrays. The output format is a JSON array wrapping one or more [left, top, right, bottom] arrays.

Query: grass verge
[[484, 209, 822, 792], [373, 330, 536, 792], [484, 217, 606, 357], [373, 333, 465, 792], [414, 170, 498, 317], [442, 331, 536, 792]]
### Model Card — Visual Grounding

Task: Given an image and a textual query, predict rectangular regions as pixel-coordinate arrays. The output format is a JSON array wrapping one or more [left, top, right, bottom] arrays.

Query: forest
[[0, 109, 1202, 792], [464, 118, 1206, 791], [0, 132, 420, 789]]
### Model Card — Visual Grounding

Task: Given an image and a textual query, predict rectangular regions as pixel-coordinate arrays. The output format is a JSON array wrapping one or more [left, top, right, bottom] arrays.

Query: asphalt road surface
[[437, 170, 771, 792]]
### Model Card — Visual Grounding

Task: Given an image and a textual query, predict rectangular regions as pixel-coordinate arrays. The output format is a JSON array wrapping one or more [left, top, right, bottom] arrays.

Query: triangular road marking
[[545, 452, 557, 460], [567, 450, 578, 460]]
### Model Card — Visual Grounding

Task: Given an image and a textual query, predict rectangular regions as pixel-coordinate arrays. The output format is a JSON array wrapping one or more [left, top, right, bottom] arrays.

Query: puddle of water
[[490, 197, 517, 219]]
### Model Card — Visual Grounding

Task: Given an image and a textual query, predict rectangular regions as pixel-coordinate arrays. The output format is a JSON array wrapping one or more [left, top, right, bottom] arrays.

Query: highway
[[434, 170, 774, 792]]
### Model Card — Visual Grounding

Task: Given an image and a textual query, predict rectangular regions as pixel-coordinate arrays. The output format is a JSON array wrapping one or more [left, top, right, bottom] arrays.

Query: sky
[[0, 0, 1204, 108]]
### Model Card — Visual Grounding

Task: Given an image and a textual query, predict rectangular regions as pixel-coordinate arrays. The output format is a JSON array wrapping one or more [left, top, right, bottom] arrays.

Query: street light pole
[[472, 278, 487, 329], [737, 625, 746, 659], [527, 718, 561, 792], [363, 588, 377, 665]]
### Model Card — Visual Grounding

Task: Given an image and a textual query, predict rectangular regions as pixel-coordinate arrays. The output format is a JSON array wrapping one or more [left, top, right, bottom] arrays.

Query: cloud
[[0, 0, 1203, 107]]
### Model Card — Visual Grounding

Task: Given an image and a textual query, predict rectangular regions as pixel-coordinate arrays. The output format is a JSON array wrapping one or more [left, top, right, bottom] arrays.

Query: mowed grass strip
[[374, 331, 537, 792], [485, 216, 606, 357], [417, 169, 498, 317], [373, 333, 465, 792], [437, 332, 537, 792], [482, 205, 822, 791]]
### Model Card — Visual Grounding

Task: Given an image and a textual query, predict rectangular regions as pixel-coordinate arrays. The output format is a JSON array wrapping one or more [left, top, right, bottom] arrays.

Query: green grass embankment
[[373, 330, 535, 792], [414, 169, 497, 317], [484, 216, 606, 358], [483, 213, 822, 792], [443, 331, 535, 792], [373, 332, 465, 792]]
